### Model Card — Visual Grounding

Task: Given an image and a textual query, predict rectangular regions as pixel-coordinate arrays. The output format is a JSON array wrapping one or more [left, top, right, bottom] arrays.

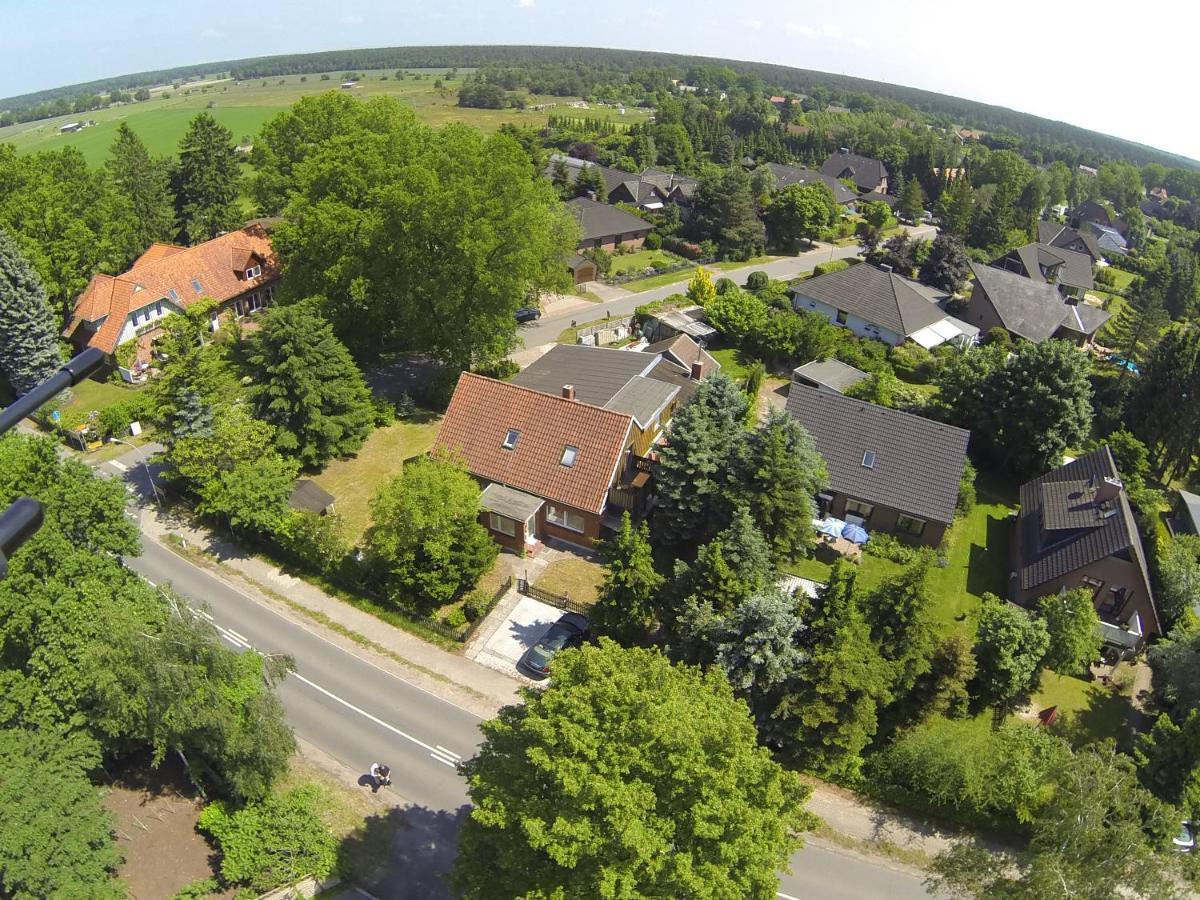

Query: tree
[[935, 175, 976, 239], [763, 182, 838, 251], [651, 373, 748, 549], [173, 112, 239, 244], [365, 455, 498, 609], [0, 729, 124, 900], [246, 302, 375, 468], [862, 559, 938, 723], [572, 161, 607, 201], [919, 233, 972, 293], [914, 633, 977, 719], [265, 95, 576, 365], [690, 167, 766, 260], [1105, 273, 1169, 369], [1136, 709, 1200, 812], [769, 563, 893, 778], [972, 596, 1050, 708], [592, 512, 663, 641], [705, 285, 769, 347], [454, 640, 814, 899], [1105, 429, 1150, 489], [651, 123, 695, 171], [1036, 588, 1102, 675], [859, 200, 893, 231], [201, 453, 299, 535], [898, 177, 925, 223], [727, 410, 827, 560], [868, 233, 917, 275], [167, 402, 276, 494], [669, 507, 775, 627], [1155, 534, 1200, 628], [929, 743, 1179, 900], [105, 122, 175, 253], [0, 229, 63, 395], [1149, 621, 1200, 715], [686, 265, 716, 306], [1127, 324, 1200, 481]]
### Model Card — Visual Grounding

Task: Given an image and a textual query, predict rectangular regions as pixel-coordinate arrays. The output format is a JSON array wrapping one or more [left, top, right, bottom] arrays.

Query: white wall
[[792, 293, 905, 346], [116, 297, 182, 347]]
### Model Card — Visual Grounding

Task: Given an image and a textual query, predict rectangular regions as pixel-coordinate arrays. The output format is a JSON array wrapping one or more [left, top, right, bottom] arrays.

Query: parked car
[[516, 306, 542, 323], [1174, 821, 1195, 852], [518, 612, 589, 679]]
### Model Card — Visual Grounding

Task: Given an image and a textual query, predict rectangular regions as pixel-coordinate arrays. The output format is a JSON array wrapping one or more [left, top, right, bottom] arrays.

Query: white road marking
[[110, 460, 128, 471], [227, 628, 249, 644], [195, 609, 214, 621], [777, 893, 801, 900], [144, 579, 156, 587], [290, 670, 461, 765], [435, 745, 462, 760], [430, 752, 458, 768]]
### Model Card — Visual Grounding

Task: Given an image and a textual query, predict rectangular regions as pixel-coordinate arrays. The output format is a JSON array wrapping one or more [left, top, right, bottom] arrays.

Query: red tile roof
[[64, 226, 278, 354], [434, 373, 633, 515]]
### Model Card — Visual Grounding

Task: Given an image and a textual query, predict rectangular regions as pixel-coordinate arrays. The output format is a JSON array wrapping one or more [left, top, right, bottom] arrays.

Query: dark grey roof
[[640, 167, 700, 199], [480, 482, 545, 521], [565, 197, 652, 243], [1001, 242, 1094, 292], [791, 263, 948, 337], [603, 375, 678, 427], [1177, 489, 1200, 534], [857, 190, 897, 208], [792, 359, 870, 393], [513, 344, 660, 407], [970, 262, 1109, 342], [1037, 220, 1102, 262], [1016, 446, 1158, 631], [762, 162, 858, 204], [820, 150, 889, 192], [289, 479, 335, 514], [784, 388, 969, 525], [1084, 221, 1128, 253]]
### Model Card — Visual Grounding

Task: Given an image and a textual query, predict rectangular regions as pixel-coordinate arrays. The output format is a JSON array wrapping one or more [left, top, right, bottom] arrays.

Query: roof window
[[862, 450, 876, 469], [191, 277, 203, 293], [561, 445, 578, 468], [502, 429, 520, 450], [167, 288, 181, 303]]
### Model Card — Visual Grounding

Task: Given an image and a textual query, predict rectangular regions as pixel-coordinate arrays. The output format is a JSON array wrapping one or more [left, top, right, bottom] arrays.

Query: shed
[[289, 479, 336, 515]]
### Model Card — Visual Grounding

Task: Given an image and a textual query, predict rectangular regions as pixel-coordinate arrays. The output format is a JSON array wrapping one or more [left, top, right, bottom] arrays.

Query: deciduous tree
[[763, 182, 838, 251], [1036, 588, 1102, 675], [972, 596, 1050, 708]]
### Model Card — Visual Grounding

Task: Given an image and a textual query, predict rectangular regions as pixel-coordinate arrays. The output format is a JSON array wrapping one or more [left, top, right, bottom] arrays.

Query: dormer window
[[561, 445, 578, 468], [245, 264, 262, 279], [502, 429, 520, 450]]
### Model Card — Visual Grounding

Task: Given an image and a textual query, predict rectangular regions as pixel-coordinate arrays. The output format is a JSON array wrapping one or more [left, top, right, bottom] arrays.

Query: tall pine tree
[[0, 229, 64, 395], [592, 512, 663, 641], [1128, 324, 1200, 480], [174, 113, 239, 245], [106, 123, 176, 258]]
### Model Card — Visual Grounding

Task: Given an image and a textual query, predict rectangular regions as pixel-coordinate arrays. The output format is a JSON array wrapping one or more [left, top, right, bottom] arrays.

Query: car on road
[[518, 612, 589, 679], [516, 306, 542, 323]]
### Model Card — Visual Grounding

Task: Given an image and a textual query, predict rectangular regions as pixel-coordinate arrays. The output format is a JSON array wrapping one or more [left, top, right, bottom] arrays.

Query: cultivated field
[[0, 69, 653, 165]]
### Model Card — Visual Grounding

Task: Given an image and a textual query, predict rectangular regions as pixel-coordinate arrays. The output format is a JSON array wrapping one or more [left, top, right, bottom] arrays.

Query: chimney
[[562, 384, 576, 401], [1095, 476, 1123, 504], [690, 362, 704, 381]]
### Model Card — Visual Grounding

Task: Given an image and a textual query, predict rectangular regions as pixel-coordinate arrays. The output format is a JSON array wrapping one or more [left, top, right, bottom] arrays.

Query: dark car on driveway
[[516, 306, 542, 324], [518, 612, 589, 679]]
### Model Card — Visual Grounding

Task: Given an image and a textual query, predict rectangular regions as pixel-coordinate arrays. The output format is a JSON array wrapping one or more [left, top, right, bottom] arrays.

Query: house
[[760, 162, 858, 206], [992, 242, 1095, 298], [1037, 220, 1103, 264], [59, 122, 83, 133], [566, 197, 652, 252], [1150, 186, 1169, 203], [963, 262, 1109, 345], [544, 154, 670, 210], [784, 387, 970, 547], [790, 262, 978, 349], [820, 148, 889, 194], [289, 480, 336, 516], [434, 372, 652, 551], [1082, 221, 1129, 256], [1012, 446, 1161, 650], [1078, 164, 1098, 177], [642, 333, 720, 380], [791, 358, 869, 393], [1070, 199, 1117, 232], [639, 167, 701, 209], [63, 225, 278, 380], [1169, 489, 1200, 537], [857, 190, 897, 209]]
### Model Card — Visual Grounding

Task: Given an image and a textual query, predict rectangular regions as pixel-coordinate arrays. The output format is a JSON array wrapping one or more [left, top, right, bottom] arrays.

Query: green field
[[0, 70, 653, 166]]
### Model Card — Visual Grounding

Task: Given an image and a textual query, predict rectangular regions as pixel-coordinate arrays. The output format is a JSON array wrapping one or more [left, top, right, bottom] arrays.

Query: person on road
[[369, 762, 391, 792]]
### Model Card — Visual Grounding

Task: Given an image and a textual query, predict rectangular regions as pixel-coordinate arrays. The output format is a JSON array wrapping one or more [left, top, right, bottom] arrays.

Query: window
[[560, 445, 578, 467], [488, 513, 516, 537], [155, 301, 163, 316], [502, 429, 520, 450], [547, 504, 586, 533], [836, 309, 849, 325], [132, 310, 141, 326], [861, 450, 876, 469], [1080, 575, 1104, 596], [845, 499, 874, 519], [245, 264, 262, 279], [191, 277, 203, 293], [167, 288, 181, 303], [896, 514, 926, 537]]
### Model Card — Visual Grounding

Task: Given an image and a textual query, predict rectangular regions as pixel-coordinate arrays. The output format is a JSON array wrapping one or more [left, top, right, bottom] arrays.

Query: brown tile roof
[[64, 226, 277, 354], [434, 373, 633, 515]]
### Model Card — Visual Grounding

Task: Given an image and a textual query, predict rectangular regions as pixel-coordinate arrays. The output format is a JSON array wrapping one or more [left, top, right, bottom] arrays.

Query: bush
[[864, 532, 927, 564], [699, 239, 719, 258], [644, 231, 662, 250], [662, 236, 702, 259], [395, 391, 417, 419], [889, 342, 935, 383], [586, 246, 612, 275], [812, 259, 850, 277], [170, 879, 219, 900], [745, 271, 770, 292], [474, 358, 519, 380], [443, 606, 468, 629], [832, 333, 891, 373], [463, 590, 490, 622], [957, 458, 977, 517], [274, 510, 348, 574], [197, 785, 338, 892], [715, 277, 738, 295], [982, 326, 1012, 347], [369, 395, 396, 427], [96, 402, 135, 438]]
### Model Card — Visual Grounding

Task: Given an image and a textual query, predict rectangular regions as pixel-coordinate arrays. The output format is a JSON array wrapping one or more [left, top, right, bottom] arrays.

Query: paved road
[[519, 226, 938, 348], [107, 451, 931, 898]]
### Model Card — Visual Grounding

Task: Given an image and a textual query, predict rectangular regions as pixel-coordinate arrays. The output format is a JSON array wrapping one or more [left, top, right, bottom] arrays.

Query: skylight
[[502, 429, 520, 450], [167, 288, 180, 303], [862, 450, 876, 469], [561, 445, 578, 468], [191, 277, 203, 293]]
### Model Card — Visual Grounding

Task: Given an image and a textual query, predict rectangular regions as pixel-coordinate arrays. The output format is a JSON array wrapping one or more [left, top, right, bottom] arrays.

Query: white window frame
[[245, 264, 262, 279], [502, 429, 520, 450], [845, 499, 874, 519], [895, 514, 926, 537], [546, 504, 586, 533], [561, 445, 578, 467], [488, 512, 516, 537], [835, 309, 849, 325]]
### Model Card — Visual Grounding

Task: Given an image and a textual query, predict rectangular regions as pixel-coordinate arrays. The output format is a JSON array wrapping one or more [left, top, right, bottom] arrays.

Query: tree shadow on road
[[339, 803, 469, 900]]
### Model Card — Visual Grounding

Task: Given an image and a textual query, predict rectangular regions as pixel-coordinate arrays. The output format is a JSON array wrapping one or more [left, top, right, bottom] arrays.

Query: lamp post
[[107, 437, 162, 509]]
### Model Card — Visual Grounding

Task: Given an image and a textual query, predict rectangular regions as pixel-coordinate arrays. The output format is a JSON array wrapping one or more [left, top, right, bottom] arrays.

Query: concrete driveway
[[467, 594, 563, 682]]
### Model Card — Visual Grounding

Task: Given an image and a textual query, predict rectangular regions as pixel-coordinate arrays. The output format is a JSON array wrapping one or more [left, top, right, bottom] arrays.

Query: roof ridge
[[457, 372, 635, 424], [792, 384, 970, 436]]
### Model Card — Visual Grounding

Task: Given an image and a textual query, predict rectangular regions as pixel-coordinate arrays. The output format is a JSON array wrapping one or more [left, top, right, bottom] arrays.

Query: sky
[[2, 0, 1197, 162]]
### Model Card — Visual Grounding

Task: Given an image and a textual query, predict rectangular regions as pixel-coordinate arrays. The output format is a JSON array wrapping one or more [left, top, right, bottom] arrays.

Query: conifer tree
[[106, 123, 176, 255], [174, 112, 239, 244], [0, 229, 64, 395], [592, 512, 663, 641]]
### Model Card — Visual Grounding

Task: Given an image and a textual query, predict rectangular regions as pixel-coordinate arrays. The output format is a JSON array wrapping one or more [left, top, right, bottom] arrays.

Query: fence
[[516, 577, 591, 615], [604, 257, 716, 287]]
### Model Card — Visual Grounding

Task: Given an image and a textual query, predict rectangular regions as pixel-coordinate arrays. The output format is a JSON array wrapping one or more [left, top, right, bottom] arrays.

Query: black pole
[[0, 347, 106, 438], [0, 498, 44, 579]]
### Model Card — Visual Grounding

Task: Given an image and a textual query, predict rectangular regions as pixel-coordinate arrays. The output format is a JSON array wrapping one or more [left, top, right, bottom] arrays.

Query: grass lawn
[[710, 255, 784, 272], [1104, 268, 1137, 290], [608, 249, 682, 277], [709, 346, 758, 384], [622, 266, 699, 293], [533, 557, 604, 604], [60, 375, 146, 415], [784, 552, 906, 593], [311, 416, 441, 544], [1031, 670, 1132, 748]]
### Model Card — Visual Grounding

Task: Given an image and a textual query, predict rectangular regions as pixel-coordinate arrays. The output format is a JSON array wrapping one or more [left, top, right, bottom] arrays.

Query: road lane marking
[[144, 579, 156, 587], [430, 752, 458, 767], [110, 461, 128, 471], [289, 670, 462, 766], [227, 628, 249, 644], [777, 893, 801, 900], [436, 745, 462, 760]]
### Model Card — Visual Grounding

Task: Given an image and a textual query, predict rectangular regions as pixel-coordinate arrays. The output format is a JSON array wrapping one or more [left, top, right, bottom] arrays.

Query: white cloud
[[796, 24, 816, 37], [646, 6, 664, 20], [821, 24, 843, 39], [743, 18, 763, 30], [516, 0, 535, 7], [850, 36, 871, 49], [338, 14, 364, 24], [199, 27, 223, 39]]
